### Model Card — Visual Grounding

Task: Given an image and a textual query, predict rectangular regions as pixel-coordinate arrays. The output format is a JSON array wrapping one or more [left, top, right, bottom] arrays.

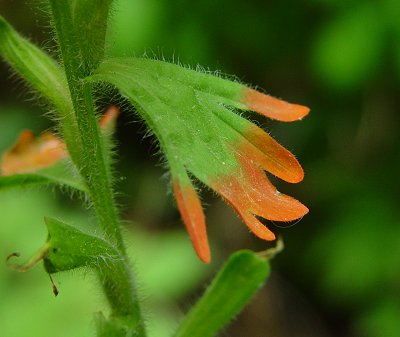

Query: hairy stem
[[48, 1, 145, 334], [49, 0, 123, 254]]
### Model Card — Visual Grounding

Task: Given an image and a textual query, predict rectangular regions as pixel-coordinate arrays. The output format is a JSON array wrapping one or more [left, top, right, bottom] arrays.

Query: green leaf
[[6, 216, 118, 274], [0, 160, 87, 192], [0, 15, 72, 113], [0, 174, 50, 190], [173, 250, 270, 337], [73, 0, 114, 74]]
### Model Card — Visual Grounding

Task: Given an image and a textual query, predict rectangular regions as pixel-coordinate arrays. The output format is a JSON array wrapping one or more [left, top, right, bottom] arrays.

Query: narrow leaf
[[0, 161, 86, 192], [173, 250, 270, 337], [0, 15, 71, 113]]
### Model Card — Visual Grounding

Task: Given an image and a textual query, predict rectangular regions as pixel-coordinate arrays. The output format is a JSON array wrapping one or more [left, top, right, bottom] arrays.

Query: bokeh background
[[1, 0, 400, 336]]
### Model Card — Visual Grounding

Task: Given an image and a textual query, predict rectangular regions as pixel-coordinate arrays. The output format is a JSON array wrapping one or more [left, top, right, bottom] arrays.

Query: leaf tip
[[243, 88, 310, 122]]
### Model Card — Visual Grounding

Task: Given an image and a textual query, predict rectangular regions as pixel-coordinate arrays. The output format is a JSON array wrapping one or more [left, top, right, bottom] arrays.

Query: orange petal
[[1, 130, 67, 176], [242, 124, 304, 183], [243, 88, 310, 122], [173, 178, 210, 263]]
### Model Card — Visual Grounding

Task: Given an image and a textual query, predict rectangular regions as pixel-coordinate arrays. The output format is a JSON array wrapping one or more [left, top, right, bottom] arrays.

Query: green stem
[[48, 1, 145, 335], [48, 0, 123, 254]]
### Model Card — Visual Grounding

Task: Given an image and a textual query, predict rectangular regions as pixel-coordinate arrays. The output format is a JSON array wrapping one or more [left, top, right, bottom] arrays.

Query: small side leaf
[[43, 217, 144, 335], [6, 216, 119, 274], [173, 250, 270, 337], [0, 173, 51, 190], [43, 217, 119, 273]]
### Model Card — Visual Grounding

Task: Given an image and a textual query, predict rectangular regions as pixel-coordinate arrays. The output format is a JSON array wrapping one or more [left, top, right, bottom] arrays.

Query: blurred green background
[[1, 0, 400, 336]]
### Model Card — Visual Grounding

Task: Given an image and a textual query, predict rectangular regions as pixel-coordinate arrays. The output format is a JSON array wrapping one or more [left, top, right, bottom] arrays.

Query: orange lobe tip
[[173, 179, 211, 263], [243, 88, 310, 122], [242, 124, 305, 183]]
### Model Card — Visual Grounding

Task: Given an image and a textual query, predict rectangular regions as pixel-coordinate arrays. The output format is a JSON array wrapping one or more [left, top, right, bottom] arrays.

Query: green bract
[[89, 58, 241, 180], [89, 57, 308, 263]]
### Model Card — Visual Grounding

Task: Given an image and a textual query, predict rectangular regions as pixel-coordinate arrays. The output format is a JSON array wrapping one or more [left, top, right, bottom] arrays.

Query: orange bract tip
[[1, 130, 67, 176], [243, 124, 304, 183], [100, 106, 120, 130], [244, 88, 310, 122], [173, 179, 211, 263], [241, 213, 276, 241], [210, 152, 308, 242]]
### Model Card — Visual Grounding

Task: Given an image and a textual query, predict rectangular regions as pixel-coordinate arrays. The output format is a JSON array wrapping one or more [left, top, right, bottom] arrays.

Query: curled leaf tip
[[173, 178, 211, 263], [243, 88, 310, 122]]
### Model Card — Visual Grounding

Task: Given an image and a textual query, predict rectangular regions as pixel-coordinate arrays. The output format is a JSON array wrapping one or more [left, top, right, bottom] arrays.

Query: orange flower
[[1, 130, 67, 176], [1, 106, 120, 176]]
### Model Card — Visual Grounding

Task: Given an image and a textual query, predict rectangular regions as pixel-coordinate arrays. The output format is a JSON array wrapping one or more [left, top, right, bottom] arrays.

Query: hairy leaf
[[0, 15, 71, 113]]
